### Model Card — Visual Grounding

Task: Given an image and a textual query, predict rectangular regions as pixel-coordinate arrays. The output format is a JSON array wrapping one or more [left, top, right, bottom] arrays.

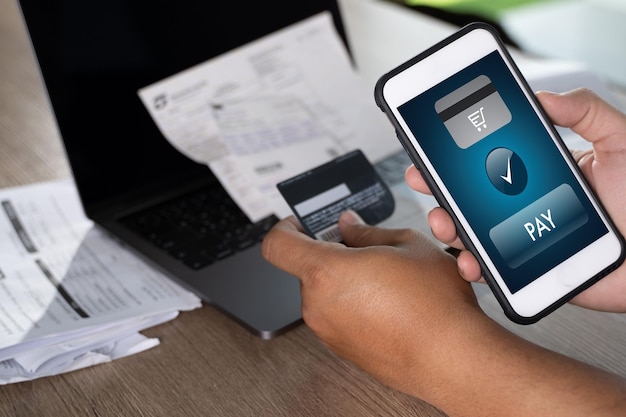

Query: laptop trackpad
[[197, 246, 302, 339]]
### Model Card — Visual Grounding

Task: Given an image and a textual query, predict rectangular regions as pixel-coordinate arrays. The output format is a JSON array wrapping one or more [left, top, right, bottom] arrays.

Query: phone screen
[[397, 50, 608, 294]]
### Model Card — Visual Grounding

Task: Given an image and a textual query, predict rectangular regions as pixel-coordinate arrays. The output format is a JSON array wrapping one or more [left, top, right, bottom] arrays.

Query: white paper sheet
[[0, 180, 201, 384], [138, 12, 400, 222]]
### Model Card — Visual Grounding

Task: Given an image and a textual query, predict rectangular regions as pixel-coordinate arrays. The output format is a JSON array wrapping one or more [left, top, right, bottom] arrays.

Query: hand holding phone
[[375, 23, 625, 323]]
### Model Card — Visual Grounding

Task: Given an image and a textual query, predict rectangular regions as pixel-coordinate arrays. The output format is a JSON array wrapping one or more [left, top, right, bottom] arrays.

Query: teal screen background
[[398, 51, 607, 293]]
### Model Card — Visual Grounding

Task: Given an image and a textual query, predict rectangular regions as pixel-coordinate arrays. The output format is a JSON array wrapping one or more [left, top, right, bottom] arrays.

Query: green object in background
[[404, 0, 548, 21]]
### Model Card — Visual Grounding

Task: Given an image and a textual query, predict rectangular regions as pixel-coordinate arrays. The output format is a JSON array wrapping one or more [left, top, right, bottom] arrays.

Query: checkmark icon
[[486, 148, 527, 195], [500, 156, 513, 184]]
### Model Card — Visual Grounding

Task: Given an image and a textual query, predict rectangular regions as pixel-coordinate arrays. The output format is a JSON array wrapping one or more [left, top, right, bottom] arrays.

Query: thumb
[[338, 210, 413, 248], [262, 216, 339, 281], [536, 88, 626, 155]]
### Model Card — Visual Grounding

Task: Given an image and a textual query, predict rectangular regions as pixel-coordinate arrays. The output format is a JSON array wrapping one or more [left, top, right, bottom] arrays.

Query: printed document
[[0, 180, 201, 384], [138, 12, 400, 222]]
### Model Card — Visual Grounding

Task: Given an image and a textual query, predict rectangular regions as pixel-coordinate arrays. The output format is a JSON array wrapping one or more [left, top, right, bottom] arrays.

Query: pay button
[[489, 184, 588, 269]]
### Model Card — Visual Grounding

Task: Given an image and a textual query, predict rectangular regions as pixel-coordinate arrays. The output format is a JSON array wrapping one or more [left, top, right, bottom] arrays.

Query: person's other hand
[[262, 211, 481, 396], [405, 88, 626, 312]]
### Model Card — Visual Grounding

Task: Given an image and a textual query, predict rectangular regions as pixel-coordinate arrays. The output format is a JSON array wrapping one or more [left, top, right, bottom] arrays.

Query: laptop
[[17, 0, 351, 339]]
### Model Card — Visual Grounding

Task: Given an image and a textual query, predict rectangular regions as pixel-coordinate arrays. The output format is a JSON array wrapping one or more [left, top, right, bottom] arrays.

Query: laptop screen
[[18, 0, 348, 218]]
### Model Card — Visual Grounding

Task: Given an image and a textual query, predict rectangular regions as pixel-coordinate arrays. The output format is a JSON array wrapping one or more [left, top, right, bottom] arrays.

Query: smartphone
[[374, 23, 625, 324]]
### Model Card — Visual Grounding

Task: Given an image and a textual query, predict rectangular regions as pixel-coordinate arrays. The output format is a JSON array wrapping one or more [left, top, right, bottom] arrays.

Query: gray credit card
[[277, 149, 395, 242], [435, 75, 512, 149]]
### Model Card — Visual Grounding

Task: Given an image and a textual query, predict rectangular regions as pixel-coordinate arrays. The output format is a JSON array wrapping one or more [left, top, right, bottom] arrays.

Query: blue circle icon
[[485, 147, 527, 195]]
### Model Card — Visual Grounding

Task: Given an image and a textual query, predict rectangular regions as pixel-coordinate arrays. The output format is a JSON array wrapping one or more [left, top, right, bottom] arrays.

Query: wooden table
[[1, 0, 625, 416]]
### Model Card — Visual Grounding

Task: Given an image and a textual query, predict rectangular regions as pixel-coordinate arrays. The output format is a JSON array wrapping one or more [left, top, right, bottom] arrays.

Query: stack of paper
[[0, 180, 201, 384]]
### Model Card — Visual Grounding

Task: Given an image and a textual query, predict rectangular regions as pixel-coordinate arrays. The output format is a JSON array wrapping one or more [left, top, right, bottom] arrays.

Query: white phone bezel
[[379, 26, 623, 320]]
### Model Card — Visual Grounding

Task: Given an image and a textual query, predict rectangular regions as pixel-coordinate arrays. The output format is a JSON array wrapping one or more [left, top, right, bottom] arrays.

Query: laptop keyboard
[[120, 151, 411, 271], [120, 184, 278, 270]]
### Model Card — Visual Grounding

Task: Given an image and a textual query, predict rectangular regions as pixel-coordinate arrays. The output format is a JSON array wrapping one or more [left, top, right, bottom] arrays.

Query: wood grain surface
[[1, 0, 625, 416]]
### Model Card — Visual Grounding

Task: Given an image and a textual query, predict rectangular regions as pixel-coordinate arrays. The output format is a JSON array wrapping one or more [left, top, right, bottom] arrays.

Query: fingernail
[[535, 89, 559, 96], [340, 210, 364, 226]]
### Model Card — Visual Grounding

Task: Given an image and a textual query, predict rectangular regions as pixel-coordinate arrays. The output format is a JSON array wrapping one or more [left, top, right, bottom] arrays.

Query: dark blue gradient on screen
[[398, 51, 607, 293]]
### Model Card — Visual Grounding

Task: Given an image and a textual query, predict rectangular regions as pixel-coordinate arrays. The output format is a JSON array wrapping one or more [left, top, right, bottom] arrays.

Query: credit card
[[277, 149, 395, 242]]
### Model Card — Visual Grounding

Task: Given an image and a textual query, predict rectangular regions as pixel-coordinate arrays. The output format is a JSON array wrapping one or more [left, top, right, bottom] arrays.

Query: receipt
[[138, 12, 399, 222]]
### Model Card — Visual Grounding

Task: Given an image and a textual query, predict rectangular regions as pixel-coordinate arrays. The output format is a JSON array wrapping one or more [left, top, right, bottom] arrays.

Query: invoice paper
[[138, 12, 400, 222], [0, 180, 201, 383]]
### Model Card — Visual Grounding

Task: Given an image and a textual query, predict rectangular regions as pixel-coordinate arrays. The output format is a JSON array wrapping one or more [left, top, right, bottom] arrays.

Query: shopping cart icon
[[468, 107, 486, 132], [435, 75, 511, 149]]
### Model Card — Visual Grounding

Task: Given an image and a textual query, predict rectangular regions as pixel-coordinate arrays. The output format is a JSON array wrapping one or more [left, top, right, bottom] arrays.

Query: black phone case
[[374, 22, 625, 324]]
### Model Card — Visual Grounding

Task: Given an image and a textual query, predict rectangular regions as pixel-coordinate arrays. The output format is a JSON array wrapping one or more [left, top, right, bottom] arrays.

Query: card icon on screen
[[435, 75, 512, 148]]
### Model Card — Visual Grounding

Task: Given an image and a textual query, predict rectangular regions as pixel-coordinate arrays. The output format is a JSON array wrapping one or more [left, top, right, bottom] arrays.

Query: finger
[[405, 164, 434, 195], [261, 216, 337, 281], [457, 250, 484, 283], [427, 207, 465, 249], [338, 210, 417, 249], [536, 89, 626, 154], [425, 206, 484, 282]]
